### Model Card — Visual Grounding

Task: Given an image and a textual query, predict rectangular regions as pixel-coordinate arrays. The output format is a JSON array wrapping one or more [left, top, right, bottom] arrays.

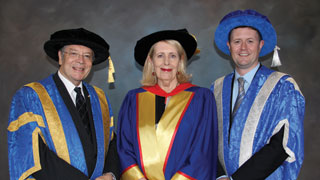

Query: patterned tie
[[232, 77, 245, 119], [74, 87, 90, 135]]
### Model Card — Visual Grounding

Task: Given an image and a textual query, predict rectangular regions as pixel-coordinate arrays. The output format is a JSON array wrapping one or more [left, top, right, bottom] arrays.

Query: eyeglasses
[[63, 51, 94, 61]]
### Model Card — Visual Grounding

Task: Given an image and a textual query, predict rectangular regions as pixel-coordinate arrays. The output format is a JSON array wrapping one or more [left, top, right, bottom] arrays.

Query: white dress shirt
[[232, 63, 260, 111], [58, 71, 84, 106]]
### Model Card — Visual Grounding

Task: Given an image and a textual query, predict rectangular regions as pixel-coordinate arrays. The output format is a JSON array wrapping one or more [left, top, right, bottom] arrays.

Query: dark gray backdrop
[[1, 0, 319, 179]]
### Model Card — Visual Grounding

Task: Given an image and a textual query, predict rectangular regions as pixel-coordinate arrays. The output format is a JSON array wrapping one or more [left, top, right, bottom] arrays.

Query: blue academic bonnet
[[214, 9, 277, 57]]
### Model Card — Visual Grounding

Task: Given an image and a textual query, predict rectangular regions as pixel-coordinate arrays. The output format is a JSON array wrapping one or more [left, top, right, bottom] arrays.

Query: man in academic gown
[[211, 10, 305, 180], [8, 28, 119, 180]]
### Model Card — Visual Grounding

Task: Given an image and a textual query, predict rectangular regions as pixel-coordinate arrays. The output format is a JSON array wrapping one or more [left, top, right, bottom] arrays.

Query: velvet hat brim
[[214, 9, 277, 57], [134, 29, 197, 66], [44, 28, 109, 65]]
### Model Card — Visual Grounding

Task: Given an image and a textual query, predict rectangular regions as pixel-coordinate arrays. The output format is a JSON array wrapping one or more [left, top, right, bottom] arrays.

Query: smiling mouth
[[161, 68, 172, 72], [239, 53, 249, 56], [73, 66, 85, 72]]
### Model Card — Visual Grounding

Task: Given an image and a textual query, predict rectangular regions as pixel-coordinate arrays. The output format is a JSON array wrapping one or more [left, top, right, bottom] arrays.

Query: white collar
[[58, 71, 83, 96]]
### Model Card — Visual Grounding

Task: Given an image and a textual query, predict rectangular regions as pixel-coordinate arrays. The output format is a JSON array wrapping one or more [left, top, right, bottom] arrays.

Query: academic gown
[[8, 74, 116, 180], [117, 83, 218, 180], [211, 65, 305, 179]]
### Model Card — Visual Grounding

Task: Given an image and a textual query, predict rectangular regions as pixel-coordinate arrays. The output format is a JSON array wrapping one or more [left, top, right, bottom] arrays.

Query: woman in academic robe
[[117, 29, 218, 180]]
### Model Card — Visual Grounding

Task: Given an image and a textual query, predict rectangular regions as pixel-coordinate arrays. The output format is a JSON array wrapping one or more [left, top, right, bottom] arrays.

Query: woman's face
[[150, 41, 181, 85]]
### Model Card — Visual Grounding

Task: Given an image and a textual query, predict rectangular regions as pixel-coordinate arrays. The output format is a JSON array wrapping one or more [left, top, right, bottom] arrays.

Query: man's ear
[[227, 41, 230, 50], [259, 40, 265, 50], [58, 51, 63, 65]]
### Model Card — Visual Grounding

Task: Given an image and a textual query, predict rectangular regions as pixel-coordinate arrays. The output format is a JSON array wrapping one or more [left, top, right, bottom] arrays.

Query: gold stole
[[8, 82, 71, 180], [8, 83, 110, 180], [137, 91, 194, 180], [26, 82, 71, 163], [93, 86, 111, 156]]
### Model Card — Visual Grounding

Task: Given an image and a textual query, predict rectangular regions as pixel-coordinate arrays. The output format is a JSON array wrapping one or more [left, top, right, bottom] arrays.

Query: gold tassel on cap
[[194, 48, 200, 55], [190, 33, 200, 55], [108, 56, 115, 83]]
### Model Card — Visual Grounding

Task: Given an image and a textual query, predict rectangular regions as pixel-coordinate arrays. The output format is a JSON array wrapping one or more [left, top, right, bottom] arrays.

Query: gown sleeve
[[233, 77, 305, 179], [32, 135, 88, 180], [103, 134, 120, 179], [231, 126, 288, 180], [117, 91, 145, 179], [171, 89, 218, 179], [8, 87, 87, 180]]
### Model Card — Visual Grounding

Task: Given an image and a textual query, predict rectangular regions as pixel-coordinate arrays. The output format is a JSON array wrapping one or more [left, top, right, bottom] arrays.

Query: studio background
[[1, 0, 319, 179]]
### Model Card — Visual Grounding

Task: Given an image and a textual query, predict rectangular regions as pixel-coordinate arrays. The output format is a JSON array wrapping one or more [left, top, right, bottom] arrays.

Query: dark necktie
[[74, 87, 91, 135], [232, 77, 245, 119]]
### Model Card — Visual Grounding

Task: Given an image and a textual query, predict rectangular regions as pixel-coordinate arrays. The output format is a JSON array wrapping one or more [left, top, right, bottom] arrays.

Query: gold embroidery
[[94, 86, 111, 154], [19, 128, 42, 180], [26, 82, 70, 163], [8, 112, 45, 132]]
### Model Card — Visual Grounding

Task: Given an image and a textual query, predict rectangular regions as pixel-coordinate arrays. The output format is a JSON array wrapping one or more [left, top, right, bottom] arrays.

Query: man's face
[[58, 45, 93, 86], [227, 27, 264, 75]]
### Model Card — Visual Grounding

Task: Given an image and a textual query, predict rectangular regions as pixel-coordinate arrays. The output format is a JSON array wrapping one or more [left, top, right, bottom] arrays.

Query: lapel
[[52, 73, 98, 176], [83, 83, 97, 149], [53, 73, 84, 130]]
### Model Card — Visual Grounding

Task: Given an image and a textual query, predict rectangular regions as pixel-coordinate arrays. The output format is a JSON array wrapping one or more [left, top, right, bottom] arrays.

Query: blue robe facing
[[8, 74, 114, 180], [211, 65, 305, 179], [117, 83, 218, 180]]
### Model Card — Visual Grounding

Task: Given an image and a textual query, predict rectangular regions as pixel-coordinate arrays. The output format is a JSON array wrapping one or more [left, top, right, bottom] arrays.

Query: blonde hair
[[141, 40, 192, 86]]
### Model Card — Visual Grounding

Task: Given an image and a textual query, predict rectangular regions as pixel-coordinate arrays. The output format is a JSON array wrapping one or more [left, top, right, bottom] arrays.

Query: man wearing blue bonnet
[[211, 9, 305, 179]]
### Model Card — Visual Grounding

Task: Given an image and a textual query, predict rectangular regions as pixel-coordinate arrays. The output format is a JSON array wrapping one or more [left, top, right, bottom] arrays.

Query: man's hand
[[95, 173, 114, 180]]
